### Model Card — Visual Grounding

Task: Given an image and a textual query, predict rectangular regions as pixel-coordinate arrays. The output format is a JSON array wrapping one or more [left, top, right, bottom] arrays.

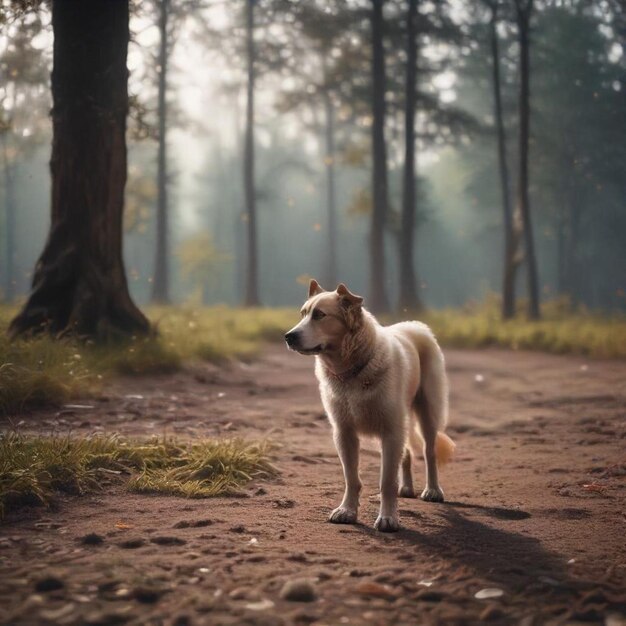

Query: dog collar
[[324, 359, 370, 383]]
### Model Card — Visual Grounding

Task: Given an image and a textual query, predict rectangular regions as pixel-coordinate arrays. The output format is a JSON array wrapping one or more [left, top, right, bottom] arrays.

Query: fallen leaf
[[354, 581, 396, 600], [582, 483, 606, 493], [114, 522, 133, 530]]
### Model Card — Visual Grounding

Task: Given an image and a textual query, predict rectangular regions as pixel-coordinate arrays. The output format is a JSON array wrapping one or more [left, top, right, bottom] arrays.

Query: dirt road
[[1, 346, 625, 625]]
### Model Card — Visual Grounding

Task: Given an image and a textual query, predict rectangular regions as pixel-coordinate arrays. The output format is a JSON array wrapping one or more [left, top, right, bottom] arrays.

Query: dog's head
[[285, 279, 364, 356]]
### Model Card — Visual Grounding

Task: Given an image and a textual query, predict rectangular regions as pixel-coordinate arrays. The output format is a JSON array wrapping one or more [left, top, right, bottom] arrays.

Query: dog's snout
[[285, 331, 299, 347]]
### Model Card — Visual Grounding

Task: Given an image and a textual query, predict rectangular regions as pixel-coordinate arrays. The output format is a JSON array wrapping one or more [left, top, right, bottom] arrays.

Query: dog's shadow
[[355, 501, 563, 589]]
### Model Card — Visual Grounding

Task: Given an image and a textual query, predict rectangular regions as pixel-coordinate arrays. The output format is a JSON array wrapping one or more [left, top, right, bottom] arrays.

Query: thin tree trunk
[[398, 0, 422, 313], [323, 88, 338, 288], [1, 137, 16, 302], [151, 0, 170, 303], [9, 0, 149, 339], [488, 0, 518, 319], [370, 0, 390, 313], [514, 0, 540, 320], [244, 0, 260, 306]]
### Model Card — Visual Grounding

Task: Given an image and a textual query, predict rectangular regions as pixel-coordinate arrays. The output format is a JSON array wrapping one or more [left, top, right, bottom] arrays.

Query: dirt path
[[1, 346, 625, 626]]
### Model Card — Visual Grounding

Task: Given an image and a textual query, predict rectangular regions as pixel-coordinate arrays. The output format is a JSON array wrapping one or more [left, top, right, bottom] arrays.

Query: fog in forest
[[1, 0, 625, 313]]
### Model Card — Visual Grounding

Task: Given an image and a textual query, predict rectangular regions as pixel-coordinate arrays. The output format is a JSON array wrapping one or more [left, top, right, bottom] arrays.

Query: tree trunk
[[398, 0, 423, 313], [369, 0, 390, 313], [489, 0, 519, 320], [1, 137, 16, 302], [323, 88, 338, 288], [151, 0, 170, 303], [9, 0, 149, 339], [514, 0, 540, 320], [244, 0, 260, 306]]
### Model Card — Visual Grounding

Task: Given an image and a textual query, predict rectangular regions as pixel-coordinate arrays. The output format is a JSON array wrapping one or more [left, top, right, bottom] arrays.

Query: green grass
[[0, 432, 276, 517], [422, 296, 626, 359], [0, 305, 296, 415]]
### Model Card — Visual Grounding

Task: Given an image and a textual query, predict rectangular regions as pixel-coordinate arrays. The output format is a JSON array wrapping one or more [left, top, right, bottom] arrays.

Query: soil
[[0, 345, 625, 626]]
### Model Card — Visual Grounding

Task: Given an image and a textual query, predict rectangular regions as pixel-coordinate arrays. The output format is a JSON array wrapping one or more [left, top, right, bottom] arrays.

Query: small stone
[[229, 587, 258, 600], [354, 581, 397, 601], [280, 579, 317, 602], [34, 576, 65, 592], [150, 536, 187, 546], [245, 599, 275, 611], [272, 498, 295, 509], [229, 525, 247, 533], [133, 587, 165, 604], [475, 588, 504, 600], [80, 533, 104, 546]]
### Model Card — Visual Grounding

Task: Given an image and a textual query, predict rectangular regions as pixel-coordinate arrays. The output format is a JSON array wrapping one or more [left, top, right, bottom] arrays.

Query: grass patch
[[423, 297, 626, 359], [0, 432, 276, 518], [0, 305, 296, 415]]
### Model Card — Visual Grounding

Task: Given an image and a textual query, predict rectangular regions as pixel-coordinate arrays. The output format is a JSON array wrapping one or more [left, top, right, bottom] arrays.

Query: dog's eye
[[312, 309, 326, 321]]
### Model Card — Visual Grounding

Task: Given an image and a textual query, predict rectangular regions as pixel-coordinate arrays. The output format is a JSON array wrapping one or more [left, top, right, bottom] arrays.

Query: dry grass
[[0, 305, 296, 415], [0, 432, 276, 517], [423, 296, 626, 359]]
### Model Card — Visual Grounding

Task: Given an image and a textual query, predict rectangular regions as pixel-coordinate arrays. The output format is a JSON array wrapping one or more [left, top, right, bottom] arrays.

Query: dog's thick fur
[[285, 279, 455, 532]]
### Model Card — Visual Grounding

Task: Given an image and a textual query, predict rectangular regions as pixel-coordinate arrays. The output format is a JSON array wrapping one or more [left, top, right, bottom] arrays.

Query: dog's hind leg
[[328, 426, 361, 525], [414, 407, 444, 502], [398, 447, 416, 498]]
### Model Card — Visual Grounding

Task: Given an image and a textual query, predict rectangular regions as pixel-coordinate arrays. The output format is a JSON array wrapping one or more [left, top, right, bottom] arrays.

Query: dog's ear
[[336, 283, 363, 307], [308, 279, 325, 298]]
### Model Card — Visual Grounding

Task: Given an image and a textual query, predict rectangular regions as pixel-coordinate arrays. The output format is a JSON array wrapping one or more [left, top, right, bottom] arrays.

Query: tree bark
[[9, 0, 149, 339], [398, 0, 423, 313], [369, 0, 390, 313], [323, 88, 338, 288], [151, 0, 170, 303], [514, 0, 540, 320], [488, 0, 519, 320], [244, 0, 260, 306], [1, 137, 16, 302]]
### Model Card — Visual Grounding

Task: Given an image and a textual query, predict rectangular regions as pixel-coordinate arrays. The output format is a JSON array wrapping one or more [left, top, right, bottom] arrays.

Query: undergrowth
[[0, 306, 296, 415], [0, 432, 276, 518], [422, 296, 626, 359]]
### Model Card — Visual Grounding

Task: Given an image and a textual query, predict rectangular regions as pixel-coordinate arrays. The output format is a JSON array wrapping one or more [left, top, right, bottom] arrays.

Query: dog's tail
[[410, 323, 456, 465]]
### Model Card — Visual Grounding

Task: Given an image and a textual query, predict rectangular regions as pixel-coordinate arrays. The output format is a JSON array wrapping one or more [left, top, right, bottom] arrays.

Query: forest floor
[[0, 344, 625, 626]]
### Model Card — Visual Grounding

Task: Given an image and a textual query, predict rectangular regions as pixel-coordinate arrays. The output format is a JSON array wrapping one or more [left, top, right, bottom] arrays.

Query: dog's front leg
[[328, 426, 361, 525], [375, 435, 404, 532]]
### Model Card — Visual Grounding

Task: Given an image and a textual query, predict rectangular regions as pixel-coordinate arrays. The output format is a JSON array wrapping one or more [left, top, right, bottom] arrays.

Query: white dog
[[285, 280, 455, 532]]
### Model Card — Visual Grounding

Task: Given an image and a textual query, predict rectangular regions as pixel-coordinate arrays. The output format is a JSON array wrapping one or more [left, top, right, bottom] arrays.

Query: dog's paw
[[398, 485, 416, 498], [420, 486, 445, 502], [328, 506, 357, 524], [374, 515, 400, 533]]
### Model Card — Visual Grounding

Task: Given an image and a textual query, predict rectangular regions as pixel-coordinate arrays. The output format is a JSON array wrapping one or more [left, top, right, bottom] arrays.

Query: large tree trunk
[[398, 0, 423, 313], [369, 0, 390, 313], [1, 138, 16, 302], [244, 0, 260, 306], [151, 0, 170, 303], [514, 0, 540, 320], [323, 88, 338, 288], [9, 0, 149, 339], [488, 0, 519, 320]]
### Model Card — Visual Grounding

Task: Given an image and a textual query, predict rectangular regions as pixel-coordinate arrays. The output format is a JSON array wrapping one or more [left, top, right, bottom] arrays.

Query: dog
[[285, 279, 455, 532]]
